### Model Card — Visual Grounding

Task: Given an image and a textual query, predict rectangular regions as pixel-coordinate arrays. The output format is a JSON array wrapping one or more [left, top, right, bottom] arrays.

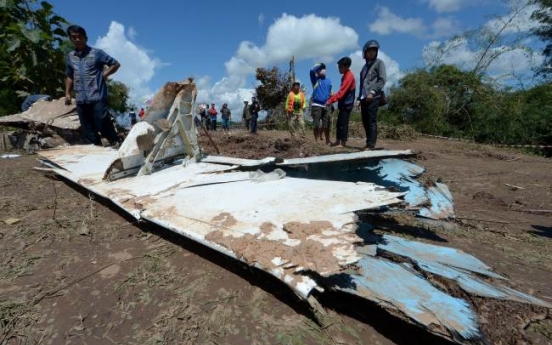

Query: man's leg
[[311, 106, 321, 141], [335, 108, 351, 146], [93, 102, 119, 145], [251, 116, 258, 133], [298, 115, 306, 138], [287, 114, 296, 137], [320, 107, 331, 144], [366, 100, 379, 149], [340, 107, 352, 146], [360, 100, 371, 148], [76, 103, 100, 145]]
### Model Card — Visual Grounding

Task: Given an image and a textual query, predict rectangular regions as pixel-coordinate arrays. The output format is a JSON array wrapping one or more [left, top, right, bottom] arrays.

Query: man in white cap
[[309, 62, 332, 144]]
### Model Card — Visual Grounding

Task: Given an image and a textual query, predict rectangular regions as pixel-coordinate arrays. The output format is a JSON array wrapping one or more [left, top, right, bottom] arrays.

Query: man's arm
[[326, 73, 354, 105], [310, 63, 322, 86], [102, 61, 120, 80], [65, 77, 73, 105]]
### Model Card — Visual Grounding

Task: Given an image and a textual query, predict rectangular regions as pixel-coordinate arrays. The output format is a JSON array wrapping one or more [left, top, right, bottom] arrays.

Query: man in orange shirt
[[285, 82, 307, 138], [326, 57, 356, 148]]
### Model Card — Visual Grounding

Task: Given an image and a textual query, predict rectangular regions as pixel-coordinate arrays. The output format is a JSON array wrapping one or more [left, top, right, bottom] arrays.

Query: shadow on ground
[[530, 225, 552, 239]]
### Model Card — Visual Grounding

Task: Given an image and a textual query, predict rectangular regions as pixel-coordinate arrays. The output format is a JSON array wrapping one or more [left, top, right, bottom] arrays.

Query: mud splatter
[[206, 221, 361, 277], [211, 212, 238, 228]]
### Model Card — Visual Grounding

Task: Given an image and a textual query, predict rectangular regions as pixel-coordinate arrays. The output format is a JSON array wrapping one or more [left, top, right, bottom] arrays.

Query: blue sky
[[51, 0, 543, 115]]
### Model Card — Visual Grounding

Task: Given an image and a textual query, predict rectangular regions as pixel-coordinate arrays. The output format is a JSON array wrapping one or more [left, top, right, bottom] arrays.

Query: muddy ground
[[1, 127, 551, 345]]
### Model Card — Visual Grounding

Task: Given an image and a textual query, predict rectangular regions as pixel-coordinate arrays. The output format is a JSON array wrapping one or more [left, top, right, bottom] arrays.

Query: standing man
[[242, 100, 251, 131], [139, 107, 146, 120], [220, 103, 231, 132], [285, 82, 306, 138], [309, 63, 332, 144], [129, 108, 137, 126], [359, 40, 386, 150], [208, 103, 218, 131], [65, 25, 121, 146], [326, 57, 355, 148], [249, 96, 260, 134]]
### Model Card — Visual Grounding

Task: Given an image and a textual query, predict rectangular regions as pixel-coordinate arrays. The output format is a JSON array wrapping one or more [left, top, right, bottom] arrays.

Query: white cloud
[[424, 0, 464, 13], [369, 7, 459, 39], [94, 21, 163, 106], [431, 17, 460, 37], [369, 7, 426, 36], [227, 13, 358, 73], [485, 2, 540, 35], [421, 0, 544, 86], [127, 26, 137, 41], [422, 37, 543, 84], [258, 13, 264, 27]]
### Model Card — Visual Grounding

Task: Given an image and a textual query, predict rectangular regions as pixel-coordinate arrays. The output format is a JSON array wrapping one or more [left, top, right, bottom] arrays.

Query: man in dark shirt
[[65, 25, 121, 146], [249, 97, 260, 134]]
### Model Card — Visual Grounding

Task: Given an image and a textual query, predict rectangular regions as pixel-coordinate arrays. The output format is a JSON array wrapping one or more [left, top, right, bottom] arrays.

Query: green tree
[[388, 65, 494, 137], [532, 0, 552, 76], [107, 80, 130, 114], [254, 66, 292, 110], [254, 66, 294, 128], [0, 0, 69, 115]]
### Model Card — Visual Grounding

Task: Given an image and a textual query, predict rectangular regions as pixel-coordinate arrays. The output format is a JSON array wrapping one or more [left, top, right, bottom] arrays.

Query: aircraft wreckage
[[36, 79, 551, 344]]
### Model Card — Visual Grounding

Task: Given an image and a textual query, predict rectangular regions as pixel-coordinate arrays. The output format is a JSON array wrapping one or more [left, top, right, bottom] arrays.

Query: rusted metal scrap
[[36, 80, 551, 344]]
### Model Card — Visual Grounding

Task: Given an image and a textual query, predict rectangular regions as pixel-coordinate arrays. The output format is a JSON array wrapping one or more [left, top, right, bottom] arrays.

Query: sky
[[51, 0, 545, 116]]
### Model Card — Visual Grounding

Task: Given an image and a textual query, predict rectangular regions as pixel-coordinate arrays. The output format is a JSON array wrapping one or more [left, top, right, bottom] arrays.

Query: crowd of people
[[193, 97, 260, 135], [63, 23, 386, 150], [288, 39, 387, 150]]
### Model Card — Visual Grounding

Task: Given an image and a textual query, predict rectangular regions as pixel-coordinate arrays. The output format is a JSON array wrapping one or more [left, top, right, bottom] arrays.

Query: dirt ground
[[1, 127, 551, 345]]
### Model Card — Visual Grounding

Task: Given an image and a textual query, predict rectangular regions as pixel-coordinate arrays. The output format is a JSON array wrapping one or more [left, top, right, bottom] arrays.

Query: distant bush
[[382, 64, 552, 148]]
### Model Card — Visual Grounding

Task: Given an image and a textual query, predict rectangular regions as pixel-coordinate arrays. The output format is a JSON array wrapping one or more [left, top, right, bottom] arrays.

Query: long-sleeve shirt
[[359, 58, 386, 99], [310, 64, 332, 106], [326, 70, 355, 109]]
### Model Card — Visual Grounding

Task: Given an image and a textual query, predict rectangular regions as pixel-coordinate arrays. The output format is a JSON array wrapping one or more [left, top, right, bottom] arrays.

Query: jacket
[[285, 91, 306, 114], [242, 105, 251, 120], [310, 64, 332, 105], [327, 70, 355, 109], [359, 58, 386, 99]]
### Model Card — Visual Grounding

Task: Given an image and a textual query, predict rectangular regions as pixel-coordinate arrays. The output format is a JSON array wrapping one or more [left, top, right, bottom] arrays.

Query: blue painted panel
[[365, 159, 428, 207], [378, 235, 552, 307], [331, 256, 482, 342], [419, 183, 455, 219], [380, 235, 505, 279]]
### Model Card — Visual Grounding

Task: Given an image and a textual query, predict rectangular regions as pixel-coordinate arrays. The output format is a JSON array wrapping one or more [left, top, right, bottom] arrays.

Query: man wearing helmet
[[359, 40, 387, 150]]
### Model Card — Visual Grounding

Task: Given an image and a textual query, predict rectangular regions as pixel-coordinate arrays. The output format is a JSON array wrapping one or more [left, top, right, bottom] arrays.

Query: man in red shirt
[[326, 57, 356, 148]]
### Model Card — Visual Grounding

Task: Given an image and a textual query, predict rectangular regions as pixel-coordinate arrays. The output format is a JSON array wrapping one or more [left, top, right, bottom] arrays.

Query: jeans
[[76, 101, 119, 145], [361, 98, 379, 148], [210, 117, 217, 131], [221, 117, 230, 130], [336, 107, 352, 141], [250, 115, 258, 133]]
